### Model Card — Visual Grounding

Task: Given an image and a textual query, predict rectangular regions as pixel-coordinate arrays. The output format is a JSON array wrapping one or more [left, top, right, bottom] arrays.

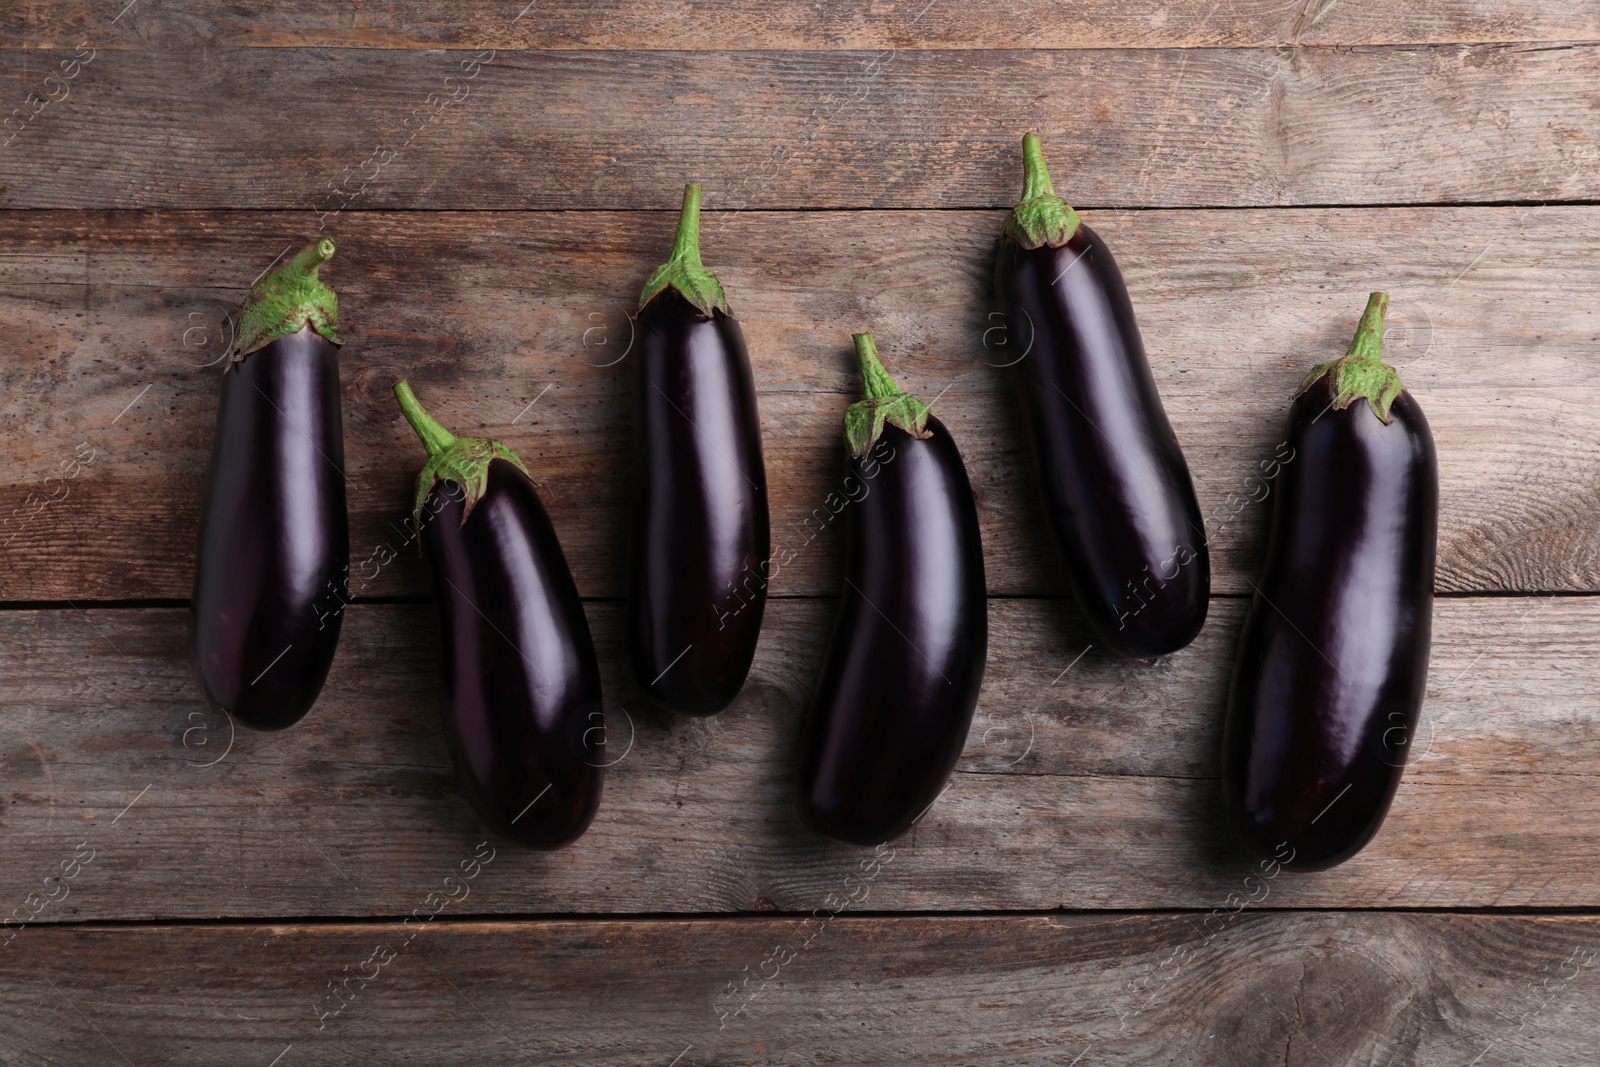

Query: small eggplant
[[799, 333, 988, 845], [394, 381, 603, 849], [1222, 293, 1437, 871], [628, 183, 770, 715], [191, 238, 349, 730], [993, 133, 1208, 659]]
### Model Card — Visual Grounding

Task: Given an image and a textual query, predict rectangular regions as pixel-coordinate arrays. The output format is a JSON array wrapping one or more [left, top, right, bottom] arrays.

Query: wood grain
[[2, 597, 1598, 921], [3, 913, 1598, 1064], [2, 0, 1592, 1057], [2, 44, 1598, 210], [2, 207, 1598, 602], [7, 0, 1599, 50]]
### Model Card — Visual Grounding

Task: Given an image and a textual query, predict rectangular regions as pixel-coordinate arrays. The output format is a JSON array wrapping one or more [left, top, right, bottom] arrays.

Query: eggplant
[[1222, 293, 1437, 871], [191, 238, 349, 730], [394, 381, 604, 849], [993, 133, 1208, 659], [799, 332, 988, 845], [628, 183, 770, 715]]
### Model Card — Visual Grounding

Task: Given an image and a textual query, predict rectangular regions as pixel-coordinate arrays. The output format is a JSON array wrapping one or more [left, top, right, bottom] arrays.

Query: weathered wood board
[[4, 2, 1598, 1060], [3, 207, 1598, 603], [3, 44, 1599, 210], [2, 913, 1598, 1064], [2, 597, 1597, 920], [8, 0, 1600, 50]]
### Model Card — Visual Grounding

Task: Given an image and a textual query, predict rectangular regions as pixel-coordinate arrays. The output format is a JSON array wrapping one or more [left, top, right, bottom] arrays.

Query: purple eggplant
[[628, 183, 770, 715], [191, 238, 348, 730], [394, 381, 603, 850], [994, 134, 1208, 659], [1222, 293, 1437, 871], [799, 332, 988, 845]]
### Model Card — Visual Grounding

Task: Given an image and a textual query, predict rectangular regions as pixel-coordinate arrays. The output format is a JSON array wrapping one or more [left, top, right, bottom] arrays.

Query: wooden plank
[[2, 207, 1597, 601], [6, 0, 1598, 50], [3, 597, 1599, 921], [2, 913, 1598, 1063], [2, 44, 1598, 210]]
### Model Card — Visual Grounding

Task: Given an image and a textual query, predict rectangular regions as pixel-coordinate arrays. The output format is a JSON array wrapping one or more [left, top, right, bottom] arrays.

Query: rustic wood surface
[[2, 44, 1599, 210], [8, 1, 1600, 49], [2, 914, 1598, 1064], [4, 207, 1599, 602], [3, 0, 1598, 1059], [1, 597, 1597, 919]]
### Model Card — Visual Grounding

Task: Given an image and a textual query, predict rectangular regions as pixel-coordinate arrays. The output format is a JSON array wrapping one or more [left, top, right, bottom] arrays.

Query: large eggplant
[[799, 332, 988, 845], [1222, 293, 1437, 871], [191, 238, 349, 730], [394, 381, 603, 849], [993, 133, 1208, 659], [628, 183, 770, 715]]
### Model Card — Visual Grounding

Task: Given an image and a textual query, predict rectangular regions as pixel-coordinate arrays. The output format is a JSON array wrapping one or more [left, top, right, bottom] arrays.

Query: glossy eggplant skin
[[629, 288, 770, 715], [191, 325, 348, 730], [994, 225, 1209, 658], [423, 459, 604, 850], [799, 419, 988, 845], [1222, 384, 1437, 871]]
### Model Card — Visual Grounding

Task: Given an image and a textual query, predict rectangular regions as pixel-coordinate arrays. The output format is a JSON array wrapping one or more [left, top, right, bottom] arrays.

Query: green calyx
[[231, 237, 342, 361], [1295, 292, 1406, 424], [639, 183, 729, 316], [843, 331, 931, 459], [392, 379, 530, 532], [1001, 133, 1081, 250]]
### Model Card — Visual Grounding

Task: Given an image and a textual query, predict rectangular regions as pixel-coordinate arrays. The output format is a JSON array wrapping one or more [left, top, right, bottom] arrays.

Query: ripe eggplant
[[993, 133, 1208, 659], [1222, 293, 1437, 871], [799, 332, 988, 845], [628, 183, 770, 715], [191, 238, 349, 730], [394, 381, 604, 849]]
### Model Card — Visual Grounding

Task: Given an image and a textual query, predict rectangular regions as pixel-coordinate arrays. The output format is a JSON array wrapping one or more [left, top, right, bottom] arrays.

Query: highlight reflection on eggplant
[[628, 183, 770, 716], [1222, 293, 1437, 871], [191, 238, 349, 730], [799, 332, 988, 845], [994, 133, 1208, 659], [394, 381, 604, 850]]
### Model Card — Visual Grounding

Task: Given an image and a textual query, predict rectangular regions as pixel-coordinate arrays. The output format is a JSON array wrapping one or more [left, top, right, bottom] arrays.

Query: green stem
[[669, 184, 705, 271], [854, 332, 901, 401], [1294, 291, 1405, 424], [842, 331, 931, 458], [291, 236, 337, 275], [393, 379, 457, 458], [391, 379, 531, 531], [1001, 132, 1081, 250], [638, 183, 729, 315], [1344, 291, 1389, 363], [231, 237, 343, 360], [1020, 133, 1056, 203]]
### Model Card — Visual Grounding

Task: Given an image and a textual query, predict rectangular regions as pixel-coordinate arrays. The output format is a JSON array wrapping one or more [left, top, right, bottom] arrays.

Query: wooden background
[[3, 2, 1599, 1062]]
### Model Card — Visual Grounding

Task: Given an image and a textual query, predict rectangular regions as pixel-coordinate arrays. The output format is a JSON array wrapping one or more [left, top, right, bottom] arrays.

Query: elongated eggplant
[[191, 238, 349, 730], [799, 332, 988, 845], [628, 183, 770, 715], [993, 133, 1208, 659], [1222, 293, 1437, 871], [394, 381, 603, 849]]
